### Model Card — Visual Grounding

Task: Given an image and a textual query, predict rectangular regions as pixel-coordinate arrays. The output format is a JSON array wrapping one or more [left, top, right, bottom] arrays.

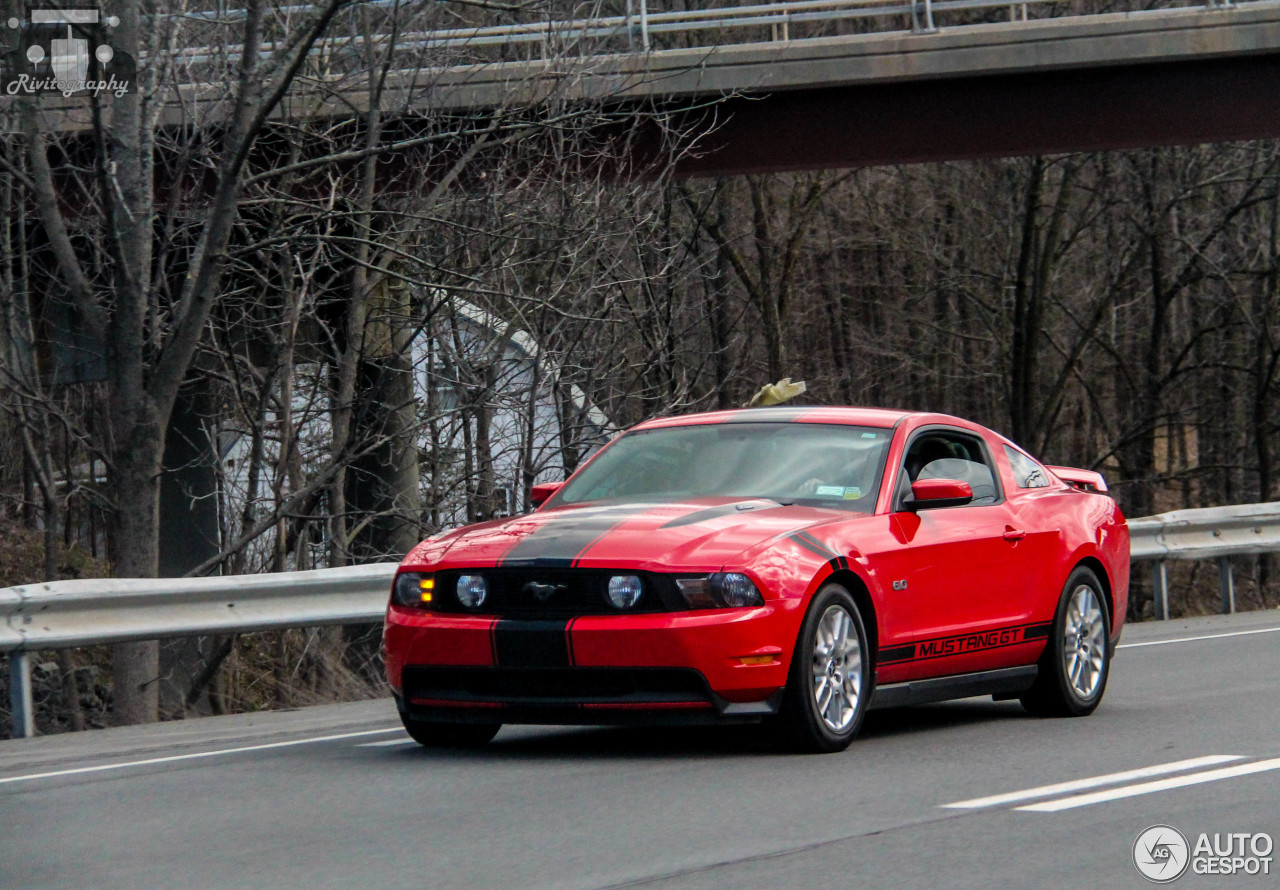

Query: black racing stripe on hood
[[660, 501, 785, 529], [496, 505, 640, 568]]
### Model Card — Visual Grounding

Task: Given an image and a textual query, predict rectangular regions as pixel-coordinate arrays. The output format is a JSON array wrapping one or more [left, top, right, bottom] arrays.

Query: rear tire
[[399, 711, 501, 748], [1020, 566, 1111, 718], [777, 584, 872, 753]]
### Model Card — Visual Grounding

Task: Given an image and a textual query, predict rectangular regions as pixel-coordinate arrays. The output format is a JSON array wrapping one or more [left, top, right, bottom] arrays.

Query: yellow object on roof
[[747, 378, 807, 408]]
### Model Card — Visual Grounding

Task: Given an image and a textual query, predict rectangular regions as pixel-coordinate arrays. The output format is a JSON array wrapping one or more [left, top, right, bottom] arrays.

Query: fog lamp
[[456, 574, 488, 608], [607, 575, 643, 609]]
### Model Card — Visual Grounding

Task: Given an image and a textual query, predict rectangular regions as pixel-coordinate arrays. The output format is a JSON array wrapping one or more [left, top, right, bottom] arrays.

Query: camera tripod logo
[[3, 7, 134, 97]]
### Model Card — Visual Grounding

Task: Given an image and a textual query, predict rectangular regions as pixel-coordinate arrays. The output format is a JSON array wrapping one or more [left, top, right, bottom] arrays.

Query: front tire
[[1021, 566, 1111, 718], [777, 584, 872, 753], [399, 711, 501, 748]]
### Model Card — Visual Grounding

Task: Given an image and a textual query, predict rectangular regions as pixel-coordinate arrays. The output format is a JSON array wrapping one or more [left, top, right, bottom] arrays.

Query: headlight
[[606, 575, 643, 609], [392, 572, 434, 608], [456, 574, 488, 608], [676, 572, 764, 609], [712, 572, 763, 607]]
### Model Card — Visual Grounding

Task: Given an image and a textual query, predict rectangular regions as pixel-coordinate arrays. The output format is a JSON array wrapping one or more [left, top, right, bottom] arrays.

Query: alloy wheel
[[1062, 584, 1107, 699], [810, 604, 863, 731]]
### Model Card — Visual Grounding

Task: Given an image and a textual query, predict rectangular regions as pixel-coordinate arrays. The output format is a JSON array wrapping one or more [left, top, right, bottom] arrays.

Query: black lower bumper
[[395, 666, 784, 726]]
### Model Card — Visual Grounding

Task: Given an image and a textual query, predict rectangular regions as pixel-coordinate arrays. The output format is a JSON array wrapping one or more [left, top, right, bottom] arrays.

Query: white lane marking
[[355, 738, 415, 748], [942, 755, 1244, 809], [0, 727, 402, 787], [1018, 757, 1280, 812], [1119, 625, 1280, 649]]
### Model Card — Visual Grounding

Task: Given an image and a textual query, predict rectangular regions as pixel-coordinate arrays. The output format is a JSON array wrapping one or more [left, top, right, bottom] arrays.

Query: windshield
[[556, 422, 892, 513]]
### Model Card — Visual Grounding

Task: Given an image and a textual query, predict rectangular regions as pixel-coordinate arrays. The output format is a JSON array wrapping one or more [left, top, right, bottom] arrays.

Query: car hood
[[406, 497, 865, 572]]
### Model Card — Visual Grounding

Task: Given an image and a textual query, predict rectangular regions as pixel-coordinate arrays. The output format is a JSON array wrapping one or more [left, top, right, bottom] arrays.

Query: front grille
[[432, 568, 688, 616], [403, 666, 712, 705]]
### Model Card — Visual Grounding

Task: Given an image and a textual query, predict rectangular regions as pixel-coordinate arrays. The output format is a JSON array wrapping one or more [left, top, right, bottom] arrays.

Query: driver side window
[[898, 431, 1000, 506]]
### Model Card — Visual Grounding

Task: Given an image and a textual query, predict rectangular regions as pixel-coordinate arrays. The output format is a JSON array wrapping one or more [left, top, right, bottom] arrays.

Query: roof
[[632, 406, 914, 431]]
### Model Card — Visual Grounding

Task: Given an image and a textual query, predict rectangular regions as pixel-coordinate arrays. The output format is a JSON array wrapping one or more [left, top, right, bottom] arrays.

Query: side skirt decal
[[879, 621, 1053, 665]]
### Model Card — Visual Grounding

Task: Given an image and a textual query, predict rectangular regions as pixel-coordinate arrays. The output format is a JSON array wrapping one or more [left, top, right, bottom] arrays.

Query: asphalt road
[[3, 609, 1279, 890]]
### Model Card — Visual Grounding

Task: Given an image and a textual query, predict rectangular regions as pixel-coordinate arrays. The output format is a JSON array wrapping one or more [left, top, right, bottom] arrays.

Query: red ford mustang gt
[[383, 407, 1129, 752]]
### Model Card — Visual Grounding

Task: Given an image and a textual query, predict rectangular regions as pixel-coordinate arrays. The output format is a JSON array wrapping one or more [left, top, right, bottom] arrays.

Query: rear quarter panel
[[1008, 485, 1129, 638], [987, 430, 1129, 639]]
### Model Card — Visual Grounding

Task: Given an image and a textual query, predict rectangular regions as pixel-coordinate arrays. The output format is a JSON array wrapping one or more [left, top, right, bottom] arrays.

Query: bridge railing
[[164, 0, 1257, 70], [4, 500, 1278, 739]]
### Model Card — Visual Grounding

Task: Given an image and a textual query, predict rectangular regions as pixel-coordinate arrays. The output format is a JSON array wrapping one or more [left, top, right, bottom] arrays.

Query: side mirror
[[530, 481, 564, 508], [906, 478, 973, 510]]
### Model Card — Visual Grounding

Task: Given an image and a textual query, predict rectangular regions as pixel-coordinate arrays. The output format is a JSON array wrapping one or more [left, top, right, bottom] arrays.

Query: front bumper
[[384, 601, 801, 723]]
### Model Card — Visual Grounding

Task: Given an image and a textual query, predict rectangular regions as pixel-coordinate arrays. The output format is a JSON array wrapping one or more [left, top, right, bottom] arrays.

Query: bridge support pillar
[[8, 652, 34, 739]]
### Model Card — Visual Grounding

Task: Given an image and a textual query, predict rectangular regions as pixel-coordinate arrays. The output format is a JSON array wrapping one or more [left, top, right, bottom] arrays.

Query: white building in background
[[216, 296, 613, 571]]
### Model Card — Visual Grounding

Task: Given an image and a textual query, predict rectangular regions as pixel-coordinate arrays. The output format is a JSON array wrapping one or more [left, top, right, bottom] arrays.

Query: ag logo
[[1134, 825, 1190, 883]]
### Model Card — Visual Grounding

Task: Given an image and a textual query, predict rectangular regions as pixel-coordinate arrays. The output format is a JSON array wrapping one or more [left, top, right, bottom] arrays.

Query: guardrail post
[[1152, 560, 1170, 620], [639, 0, 650, 51], [1218, 556, 1236, 614], [8, 652, 34, 739]]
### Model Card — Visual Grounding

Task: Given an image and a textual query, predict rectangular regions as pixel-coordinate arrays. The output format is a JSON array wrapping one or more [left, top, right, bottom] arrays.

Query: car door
[[877, 427, 1038, 679], [998, 443, 1067, 618]]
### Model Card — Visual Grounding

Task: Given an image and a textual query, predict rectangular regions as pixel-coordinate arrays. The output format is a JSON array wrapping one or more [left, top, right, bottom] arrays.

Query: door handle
[[1003, 526, 1027, 542]]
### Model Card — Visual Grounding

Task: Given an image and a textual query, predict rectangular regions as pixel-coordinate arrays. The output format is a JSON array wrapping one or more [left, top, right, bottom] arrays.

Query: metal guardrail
[[1128, 501, 1280, 621], [2, 564, 395, 740], [3, 500, 1278, 739], [1128, 501, 1280, 561]]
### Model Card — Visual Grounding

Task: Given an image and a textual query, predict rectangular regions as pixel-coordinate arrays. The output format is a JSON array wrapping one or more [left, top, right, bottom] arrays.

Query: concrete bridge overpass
[[422, 1, 1280, 174], [33, 1, 1280, 173]]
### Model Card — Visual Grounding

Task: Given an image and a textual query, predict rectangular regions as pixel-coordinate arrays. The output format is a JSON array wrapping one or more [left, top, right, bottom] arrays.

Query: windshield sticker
[[816, 485, 862, 499]]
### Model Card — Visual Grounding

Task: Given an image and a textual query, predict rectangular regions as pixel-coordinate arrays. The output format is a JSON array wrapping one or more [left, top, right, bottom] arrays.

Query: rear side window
[[1004, 445, 1051, 489]]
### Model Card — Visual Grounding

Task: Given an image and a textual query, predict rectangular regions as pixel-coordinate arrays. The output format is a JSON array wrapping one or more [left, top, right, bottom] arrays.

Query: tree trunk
[[108, 415, 163, 724], [350, 276, 421, 559], [1009, 157, 1044, 445]]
